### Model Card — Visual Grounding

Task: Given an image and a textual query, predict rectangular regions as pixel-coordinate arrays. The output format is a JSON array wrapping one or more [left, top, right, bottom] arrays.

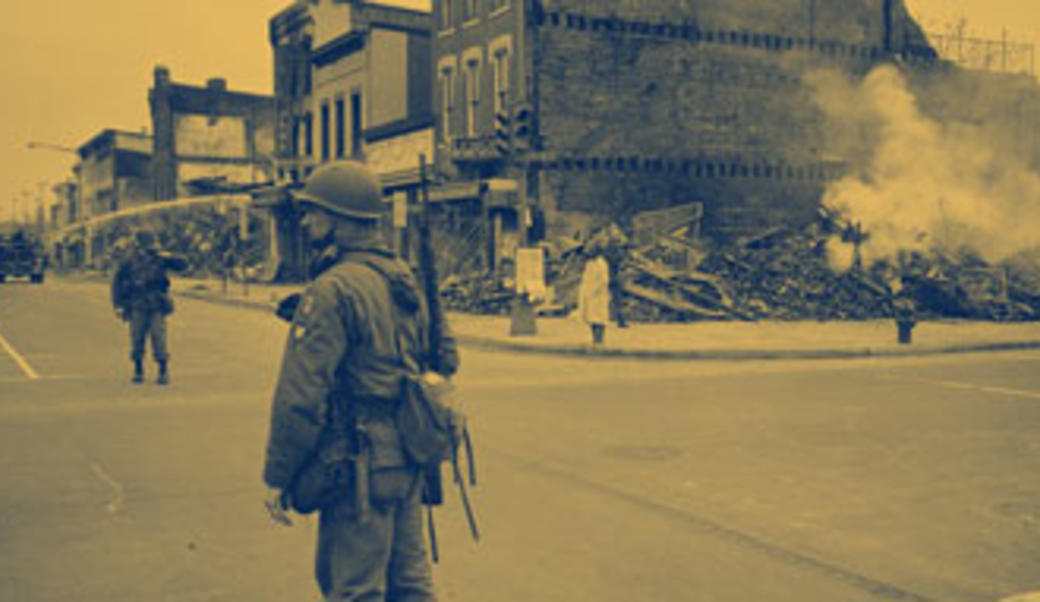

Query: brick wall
[[531, 0, 930, 240], [535, 25, 846, 239]]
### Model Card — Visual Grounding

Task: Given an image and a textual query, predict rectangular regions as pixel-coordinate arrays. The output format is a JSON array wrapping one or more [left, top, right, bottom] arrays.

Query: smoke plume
[[806, 64, 1040, 272]]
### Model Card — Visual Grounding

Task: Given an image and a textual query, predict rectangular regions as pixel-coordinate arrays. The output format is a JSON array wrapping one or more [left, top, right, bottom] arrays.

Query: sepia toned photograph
[[2, 1, 1040, 600]]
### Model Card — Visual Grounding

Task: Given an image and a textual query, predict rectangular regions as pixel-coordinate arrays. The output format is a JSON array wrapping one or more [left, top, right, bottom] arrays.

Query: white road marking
[[90, 462, 125, 514], [882, 375, 1040, 400], [0, 374, 89, 384], [0, 327, 39, 380]]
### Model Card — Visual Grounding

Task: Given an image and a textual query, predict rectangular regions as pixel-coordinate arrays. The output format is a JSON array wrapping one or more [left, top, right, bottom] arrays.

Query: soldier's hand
[[264, 487, 292, 527]]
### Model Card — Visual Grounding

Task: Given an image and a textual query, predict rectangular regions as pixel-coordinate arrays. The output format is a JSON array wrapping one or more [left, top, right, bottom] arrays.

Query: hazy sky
[[0, 0, 1034, 222]]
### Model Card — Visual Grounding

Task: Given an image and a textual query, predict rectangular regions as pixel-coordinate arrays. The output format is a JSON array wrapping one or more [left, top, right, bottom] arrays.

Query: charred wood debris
[[438, 209, 1040, 322]]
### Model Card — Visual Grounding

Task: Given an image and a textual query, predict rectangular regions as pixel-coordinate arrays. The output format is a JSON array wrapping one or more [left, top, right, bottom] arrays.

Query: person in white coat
[[578, 248, 611, 346]]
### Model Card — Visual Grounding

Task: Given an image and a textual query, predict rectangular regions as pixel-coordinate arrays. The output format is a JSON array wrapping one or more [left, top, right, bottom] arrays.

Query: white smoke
[[806, 64, 1040, 269]]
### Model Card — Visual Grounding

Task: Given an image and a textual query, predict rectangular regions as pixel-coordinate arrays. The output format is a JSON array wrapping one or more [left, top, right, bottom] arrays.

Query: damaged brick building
[[433, 0, 937, 271]]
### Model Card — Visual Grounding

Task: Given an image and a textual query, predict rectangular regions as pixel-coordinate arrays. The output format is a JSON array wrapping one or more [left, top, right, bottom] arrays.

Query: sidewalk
[[165, 276, 1040, 360]]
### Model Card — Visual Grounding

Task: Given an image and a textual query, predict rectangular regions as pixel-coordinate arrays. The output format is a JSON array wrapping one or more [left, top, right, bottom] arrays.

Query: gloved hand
[[275, 293, 301, 323], [264, 487, 292, 526]]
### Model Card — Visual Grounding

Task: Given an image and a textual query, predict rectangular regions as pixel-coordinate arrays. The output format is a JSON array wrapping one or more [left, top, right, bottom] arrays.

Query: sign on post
[[238, 201, 249, 241], [515, 247, 546, 301], [392, 192, 408, 229]]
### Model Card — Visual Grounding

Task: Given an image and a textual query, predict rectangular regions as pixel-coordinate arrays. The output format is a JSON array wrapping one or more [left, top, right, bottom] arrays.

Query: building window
[[291, 117, 300, 157], [439, 67, 455, 141], [304, 112, 313, 156], [440, 0, 452, 29], [464, 0, 477, 21], [335, 98, 345, 158], [350, 92, 362, 157], [320, 102, 330, 161], [492, 48, 509, 115], [464, 59, 481, 137]]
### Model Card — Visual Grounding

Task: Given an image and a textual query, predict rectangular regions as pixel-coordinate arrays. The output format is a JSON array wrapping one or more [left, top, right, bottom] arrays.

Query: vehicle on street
[[0, 231, 47, 284]]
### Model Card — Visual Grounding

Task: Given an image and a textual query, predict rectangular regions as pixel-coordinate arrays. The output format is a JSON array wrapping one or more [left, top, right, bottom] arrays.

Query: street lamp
[[27, 141, 79, 154]]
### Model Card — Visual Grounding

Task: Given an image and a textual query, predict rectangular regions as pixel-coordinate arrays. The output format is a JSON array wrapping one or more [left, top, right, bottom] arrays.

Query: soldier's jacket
[[111, 249, 187, 314], [263, 246, 459, 490]]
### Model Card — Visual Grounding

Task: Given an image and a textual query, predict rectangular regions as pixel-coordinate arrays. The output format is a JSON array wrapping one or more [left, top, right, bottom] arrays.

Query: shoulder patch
[[298, 292, 315, 319]]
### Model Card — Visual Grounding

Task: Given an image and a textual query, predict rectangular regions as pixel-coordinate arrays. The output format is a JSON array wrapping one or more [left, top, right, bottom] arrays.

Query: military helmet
[[134, 229, 157, 248], [293, 161, 384, 221]]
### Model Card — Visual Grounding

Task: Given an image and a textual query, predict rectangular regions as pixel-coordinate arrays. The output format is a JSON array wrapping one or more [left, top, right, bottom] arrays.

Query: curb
[[453, 335, 1040, 361], [170, 287, 1040, 361]]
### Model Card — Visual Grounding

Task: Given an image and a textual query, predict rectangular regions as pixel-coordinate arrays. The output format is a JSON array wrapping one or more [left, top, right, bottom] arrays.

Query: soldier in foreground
[[111, 229, 187, 384], [262, 161, 459, 602]]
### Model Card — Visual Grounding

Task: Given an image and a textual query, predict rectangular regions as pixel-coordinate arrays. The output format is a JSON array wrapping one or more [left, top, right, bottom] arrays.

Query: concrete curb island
[[165, 278, 1040, 362]]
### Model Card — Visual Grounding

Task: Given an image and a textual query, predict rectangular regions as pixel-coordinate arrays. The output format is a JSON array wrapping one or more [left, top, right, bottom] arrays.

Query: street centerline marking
[[882, 375, 1040, 400], [0, 327, 39, 380], [90, 462, 125, 514]]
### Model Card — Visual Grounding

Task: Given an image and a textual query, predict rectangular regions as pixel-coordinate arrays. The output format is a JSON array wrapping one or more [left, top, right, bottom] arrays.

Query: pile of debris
[[440, 271, 515, 315], [436, 216, 1040, 323], [696, 226, 894, 320]]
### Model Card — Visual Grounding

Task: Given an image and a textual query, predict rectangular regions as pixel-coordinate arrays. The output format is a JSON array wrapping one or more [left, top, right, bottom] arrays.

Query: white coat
[[578, 255, 610, 326]]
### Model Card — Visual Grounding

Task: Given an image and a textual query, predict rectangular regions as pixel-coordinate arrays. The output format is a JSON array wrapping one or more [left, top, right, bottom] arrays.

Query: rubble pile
[[696, 227, 895, 320], [437, 219, 1040, 323], [440, 272, 515, 315]]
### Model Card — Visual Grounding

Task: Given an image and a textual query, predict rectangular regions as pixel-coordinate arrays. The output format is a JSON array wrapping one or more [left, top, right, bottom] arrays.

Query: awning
[[428, 181, 483, 203]]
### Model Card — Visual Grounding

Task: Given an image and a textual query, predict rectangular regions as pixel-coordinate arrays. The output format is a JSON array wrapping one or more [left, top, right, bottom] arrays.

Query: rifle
[[417, 154, 445, 506], [415, 156, 480, 560]]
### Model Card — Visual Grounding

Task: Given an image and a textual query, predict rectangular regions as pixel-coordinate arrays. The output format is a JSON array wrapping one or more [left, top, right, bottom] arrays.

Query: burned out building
[[432, 0, 937, 265], [149, 66, 277, 200]]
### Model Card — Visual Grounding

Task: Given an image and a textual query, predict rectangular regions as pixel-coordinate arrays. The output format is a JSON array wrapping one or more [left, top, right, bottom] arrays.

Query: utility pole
[[808, 0, 816, 48]]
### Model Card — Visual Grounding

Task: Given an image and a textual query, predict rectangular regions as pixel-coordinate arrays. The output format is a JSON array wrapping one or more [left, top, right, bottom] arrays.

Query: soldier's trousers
[[129, 309, 168, 362], [316, 470, 435, 602]]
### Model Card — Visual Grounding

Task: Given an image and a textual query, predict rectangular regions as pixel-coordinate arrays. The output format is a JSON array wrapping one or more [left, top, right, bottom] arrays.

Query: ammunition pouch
[[396, 374, 462, 467], [286, 420, 355, 515], [158, 292, 175, 316]]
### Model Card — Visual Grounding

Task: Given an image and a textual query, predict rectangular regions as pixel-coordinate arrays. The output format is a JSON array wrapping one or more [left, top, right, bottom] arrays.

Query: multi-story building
[[265, 0, 436, 279], [72, 128, 153, 265], [47, 179, 79, 268], [149, 66, 277, 200], [270, 1, 314, 183], [50, 180, 78, 229], [76, 129, 153, 219], [270, 0, 435, 183], [433, 0, 936, 264]]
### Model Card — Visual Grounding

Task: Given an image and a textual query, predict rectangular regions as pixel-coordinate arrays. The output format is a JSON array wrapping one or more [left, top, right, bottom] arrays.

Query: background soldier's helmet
[[292, 161, 384, 221], [134, 229, 157, 249]]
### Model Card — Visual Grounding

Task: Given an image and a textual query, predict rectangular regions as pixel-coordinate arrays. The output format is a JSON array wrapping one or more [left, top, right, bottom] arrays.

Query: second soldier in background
[[111, 229, 187, 385]]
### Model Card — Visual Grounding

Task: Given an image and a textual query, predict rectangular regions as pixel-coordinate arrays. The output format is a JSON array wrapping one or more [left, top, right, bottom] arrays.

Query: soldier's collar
[[337, 245, 394, 261]]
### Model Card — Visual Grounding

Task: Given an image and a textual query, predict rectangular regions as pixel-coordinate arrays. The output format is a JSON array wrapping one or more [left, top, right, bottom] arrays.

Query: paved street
[[2, 278, 1040, 601]]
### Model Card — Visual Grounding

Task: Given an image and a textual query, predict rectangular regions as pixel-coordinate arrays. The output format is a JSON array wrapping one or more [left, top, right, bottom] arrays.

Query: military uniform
[[111, 238, 186, 384], [263, 245, 459, 602]]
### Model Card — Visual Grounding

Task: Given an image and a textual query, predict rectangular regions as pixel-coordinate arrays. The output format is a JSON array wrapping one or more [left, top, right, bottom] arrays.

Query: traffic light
[[494, 110, 511, 156], [512, 104, 532, 153]]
